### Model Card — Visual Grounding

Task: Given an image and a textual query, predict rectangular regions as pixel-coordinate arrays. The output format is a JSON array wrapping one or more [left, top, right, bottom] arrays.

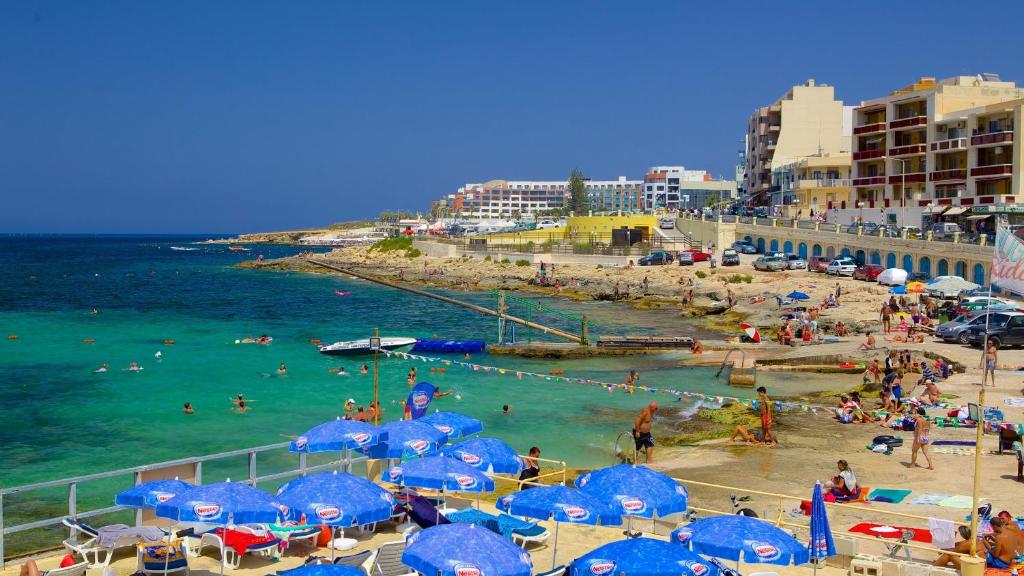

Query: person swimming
[[502, 404, 511, 415], [434, 389, 452, 399], [337, 366, 349, 376], [93, 363, 109, 373], [154, 351, 162, 360], [183, 402, 194, 414], [127, 361, 142, 372], [277, 363, 287, 375], [231, 394, 252, 413]]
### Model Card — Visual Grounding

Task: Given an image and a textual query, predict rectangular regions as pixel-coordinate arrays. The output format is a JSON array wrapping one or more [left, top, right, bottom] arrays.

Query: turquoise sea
[[0, 235, 837, 553]]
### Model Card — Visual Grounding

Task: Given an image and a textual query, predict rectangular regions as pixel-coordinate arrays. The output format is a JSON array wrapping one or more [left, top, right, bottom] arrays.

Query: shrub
[[405, 248, 421, 258], [515, 259, 530, 267], [596, 264, 603, 269], [500, 258, 511, 264], [484, 255, 492, 261], [369, 236, 412, 253], [695, 270, 707, 279]]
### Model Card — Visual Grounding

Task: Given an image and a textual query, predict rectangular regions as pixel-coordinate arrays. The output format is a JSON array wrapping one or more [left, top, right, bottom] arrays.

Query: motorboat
[[317, 337, 417, 356]]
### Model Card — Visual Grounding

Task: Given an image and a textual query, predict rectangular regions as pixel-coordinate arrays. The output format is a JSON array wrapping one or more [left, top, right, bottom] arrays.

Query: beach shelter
[[808, 482, 836, 575], [672, 515, 809, 566], [290, 417, 386, 472], [740, 323, 761, 343], [440, 437, 524, 475], [877, 268, 908, 286], [403, 524, 533, 576], [497, 485, 622, 568], [786, 291, 810, 300], [569, 537, 719, 576], [926, 276, 979, 296], [276, 471, 396, 555], [115, 478, 194, 509], [420, 411, 483, 439], [278, 566, 365, 576], [888, 285, 907, 295], [363, 420, 448, 459]]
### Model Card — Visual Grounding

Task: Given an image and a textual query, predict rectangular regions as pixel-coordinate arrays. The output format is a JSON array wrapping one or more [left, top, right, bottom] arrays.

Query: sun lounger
[[405, 496, 452, 530], [444, 509, 550, 547], [198, 527, 282, 570], [137, 539, 190, 575], [264, 523, 321, 549], [42, 562, 89, 576], [367, 541, 416, 576], [61, 518, 165, 569], [333, 550, 372, 570]]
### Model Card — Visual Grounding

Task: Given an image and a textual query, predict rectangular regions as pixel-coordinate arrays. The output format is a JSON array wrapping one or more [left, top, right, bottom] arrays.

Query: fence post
[[299, 453, 308, 475], [195, 462, 203, 485], [1, 491, 5, 569], [134, 470, 143, 526], [248, 451, 257, 486]]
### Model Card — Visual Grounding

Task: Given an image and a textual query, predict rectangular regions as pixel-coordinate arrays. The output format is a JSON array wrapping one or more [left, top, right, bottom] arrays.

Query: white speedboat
[[317, 337, 417, 356]]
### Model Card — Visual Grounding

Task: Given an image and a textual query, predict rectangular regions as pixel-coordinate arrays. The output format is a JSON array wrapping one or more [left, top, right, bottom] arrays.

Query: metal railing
[[0, 442, 363, 566]]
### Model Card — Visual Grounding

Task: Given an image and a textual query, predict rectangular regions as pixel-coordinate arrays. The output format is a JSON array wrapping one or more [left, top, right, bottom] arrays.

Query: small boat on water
[[228, 245, 250, 251], [317, 337, 417, 356]]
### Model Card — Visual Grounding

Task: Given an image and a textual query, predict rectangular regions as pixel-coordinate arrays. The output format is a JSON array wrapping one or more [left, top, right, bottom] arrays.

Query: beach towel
[[930, 446, 978, 456], [848, 522, 932, 543], [932, 440, 977, 446], [938, 495, 975, 509], [867, 488, 912, 504], [928, 518, 957, 549], [1003, 398, 1024, 408], [214, 528, 278, 556], [909, 493, 951, 506], [96, 524, 166, 547]]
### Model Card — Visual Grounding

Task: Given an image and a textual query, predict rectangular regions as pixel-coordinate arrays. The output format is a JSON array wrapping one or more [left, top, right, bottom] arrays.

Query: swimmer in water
[[277, 363, 287, 375], [183, 402, 194, 414], [155, 351, 162, 360], [230, 394, 251, 413], [361, 364, 368, 375], [90, 308, 98, 315], [337, 366, 349, 376], [127, 361, 142, 372], [93, 363, 109, 373], [407, 367, 417, 387], [434, 389, 453, 399], [502, 404, 511, 415]]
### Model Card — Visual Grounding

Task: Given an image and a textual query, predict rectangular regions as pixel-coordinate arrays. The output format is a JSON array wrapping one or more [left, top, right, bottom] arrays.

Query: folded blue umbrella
[[155, 481, 292, 525], [672, 515, 809, 565], [575, 464, 688, 518], [570, 537, 719, 576], [363, 420, 448, 459], [278, 566, 365, 576], [290, 418, 385, 452], [115, 479, 193, 509], [403, 524, 533, 576], [276, 471, 396, 526], [889, 285, 906, 295], [441, 437, 524, 475], [808, 482, 836, 566], [786, 291, 810, 300], [420, 411, 484, 438], [383, 455, 494, 493]]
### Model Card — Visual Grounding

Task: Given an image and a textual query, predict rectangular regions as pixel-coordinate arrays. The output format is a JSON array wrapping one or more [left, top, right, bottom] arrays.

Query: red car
[[853, 264, 883, 281], [807, 256, 831, 273], [681, 249, 710, 262]]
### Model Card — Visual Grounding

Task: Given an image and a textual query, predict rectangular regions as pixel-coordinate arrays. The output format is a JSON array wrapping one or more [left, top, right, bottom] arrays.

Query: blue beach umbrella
[[672, 515, 809, 566], [115, 479, 194, 509], [276, 471, 396, 527], [441, 437, 524, 475], [496, 485, 622, 568], [575, 464, 688, 519], [889, 285, 906, 295], [278, 566, 365, 576], [420, 411, 484, 438], [403, 523, 533, 576], [808, 482, 836, 573], [786, 291, 810, 300], [382, 455, 494, 493], [289, 417, 384, 452], [363, 420, 448, 459], [155, 481, 292, 525], [569, 537, 719, 576]]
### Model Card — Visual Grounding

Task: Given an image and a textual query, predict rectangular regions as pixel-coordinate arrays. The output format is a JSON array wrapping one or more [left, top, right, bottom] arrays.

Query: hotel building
[[439, 177, 643, 218]]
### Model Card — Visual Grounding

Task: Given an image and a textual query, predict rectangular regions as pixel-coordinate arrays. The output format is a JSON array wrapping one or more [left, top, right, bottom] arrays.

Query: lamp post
[[370, 328, 381, 425], [857, 201, 864, 225], [896, 158, 909, 228]]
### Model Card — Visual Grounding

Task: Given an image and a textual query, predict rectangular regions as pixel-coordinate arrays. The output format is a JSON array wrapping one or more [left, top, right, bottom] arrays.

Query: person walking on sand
[[910, 407, 934, 470], [633, 402, 658, 463], [880, 303, 892, 334], [757, 387, 775, 445], [981, 339, 998, 386]]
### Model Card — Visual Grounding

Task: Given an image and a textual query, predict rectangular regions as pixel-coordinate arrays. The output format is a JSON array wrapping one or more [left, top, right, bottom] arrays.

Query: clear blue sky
[[3, 1, 1023, 234]]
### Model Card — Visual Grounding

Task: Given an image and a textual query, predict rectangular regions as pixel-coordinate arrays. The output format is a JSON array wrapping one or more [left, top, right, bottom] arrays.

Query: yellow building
[[789, 154, 852, 215]]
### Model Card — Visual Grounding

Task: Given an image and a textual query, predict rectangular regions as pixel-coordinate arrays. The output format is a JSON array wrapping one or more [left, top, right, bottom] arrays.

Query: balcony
[[889, 116, 928, 130], [970, 164, 1013, 178], [930, 138, 968, 152], [888, 144, 927, 157], [887, 173, 926, 184], [794, 178, 851, 189], [971, 131, 1014, 146], [853, 122, 886, 135], [852, 176, 886, 186], [768, 124, 780, 132], [852, 149, 884, 161], [929, 169, 967, 182]]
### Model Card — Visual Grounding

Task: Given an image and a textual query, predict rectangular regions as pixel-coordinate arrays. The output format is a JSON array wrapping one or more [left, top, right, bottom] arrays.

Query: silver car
[[936, 312, 1007, 345], [785, 253, 807, 270], [753, 255, 786, 272]]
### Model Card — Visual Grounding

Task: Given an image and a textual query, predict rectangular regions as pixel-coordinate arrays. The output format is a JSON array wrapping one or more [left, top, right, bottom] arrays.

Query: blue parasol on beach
[[276, 471, 396, 527], [115, 479, 194, 509], [569, 537, 719, 576], [808, 482, 836, 574], [575, 464, 688, 519], [289, 417, 384, 452], [497, 485, 622, 568], [786, 291, 810, 300], [420, 411, 483, 438], [403, 524, 533, 576], [155, 480, 292, 525], [278, 566, 365, 576], [889, 285, 906, 295], [440, 437, 524, 475], [363, 420, 448, 459], [382, 455, 493, 493], [672, 515, 809, 566]]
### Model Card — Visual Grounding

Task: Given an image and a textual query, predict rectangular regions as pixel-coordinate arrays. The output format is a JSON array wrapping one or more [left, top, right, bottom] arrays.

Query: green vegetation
[[695, 270, 707, 279], [725, 274, 753, 284], [406, 248, 421, 258], [327, 220, 375, 230], [500, 258, 511, 264], [484, 255, 492, 261], [567, 168, 588, 214], [515, 259, 530, 267], [369, 236, 412, 253]]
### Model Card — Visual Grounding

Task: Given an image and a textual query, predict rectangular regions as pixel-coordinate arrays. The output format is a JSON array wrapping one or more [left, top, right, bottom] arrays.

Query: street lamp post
[[857, 201, 864, 225], [369, 328, 381, 425]]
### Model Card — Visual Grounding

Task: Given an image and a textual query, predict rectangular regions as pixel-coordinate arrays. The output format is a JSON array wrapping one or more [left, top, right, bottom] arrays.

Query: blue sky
[[2, 1, 1023, 233]]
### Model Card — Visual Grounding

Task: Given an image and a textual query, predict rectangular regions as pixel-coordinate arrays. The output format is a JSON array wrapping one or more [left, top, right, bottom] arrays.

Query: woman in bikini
[[910, 407, 934, 470]]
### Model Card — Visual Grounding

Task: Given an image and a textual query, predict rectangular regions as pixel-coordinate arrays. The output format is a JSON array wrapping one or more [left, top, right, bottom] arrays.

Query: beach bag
[[839, 414, 853, 424], [872, 435, 903, 447], [901, 419, 916, 431]]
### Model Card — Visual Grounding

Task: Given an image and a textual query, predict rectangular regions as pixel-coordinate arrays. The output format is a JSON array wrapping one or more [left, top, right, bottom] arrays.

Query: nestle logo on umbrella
[[349, 432, 371, 445], [388, 467, 403, 480], [455, 475, 477, 488], [454, 563, 481, 576], [193, 503, 221, 520], [577, 474, 590, 487], [437, 425, 453, 434], [588, 561, 615, 575], [408, 440, 429, 453], [675, 485, 688, 497], [412, 392, 429, 408], [674, 528, 693, 542], [749, 541, 781, 561], [294, 436, 308, 449], [459, 452, 482, 465], [561, 505, 589, 521], [315, 504, 342, 521], [154, 492, 175, 503], [620, 498, 645, 513], [683, 561, 708, 576]]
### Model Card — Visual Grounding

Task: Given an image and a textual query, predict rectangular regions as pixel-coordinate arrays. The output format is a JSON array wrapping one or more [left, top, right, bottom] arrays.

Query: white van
[[931, 222, 961, 240]]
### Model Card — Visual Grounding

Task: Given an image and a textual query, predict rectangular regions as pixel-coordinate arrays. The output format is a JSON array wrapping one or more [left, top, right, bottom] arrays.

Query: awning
[[965, 214, 993, 220], [943, 207, 968, 216], [922, 205, 948, 214]]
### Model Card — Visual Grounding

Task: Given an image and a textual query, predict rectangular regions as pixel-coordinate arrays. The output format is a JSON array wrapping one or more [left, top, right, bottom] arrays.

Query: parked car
[[853, 264, 884, 281], [965, 312, 1024, 348], [536, 219, 561, 229], [677, 251, 694, 266], [639, 250, 673, 266], [753, 255, 787, 272], [659, 217, 676, 230], [956, 296, 1015, 314], [936, 312, 1011, 345], [680, 249, 710, 262], [732, 241, 758, 254], [931, 222, 962, 240], [826, 257, 857, 276], [784, 253, 807, 270], [807, 255, 831, 273], [861, 222, 880, 235], [907, 272, 932, 283], [721, 249, 740, 266]]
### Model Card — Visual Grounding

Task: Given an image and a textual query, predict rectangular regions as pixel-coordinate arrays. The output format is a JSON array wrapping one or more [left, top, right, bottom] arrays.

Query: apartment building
[[744, 79, 852, 206], [771, 154, 852, 217], [441, 177, 642, 218], [850, 74, 1024, 226], [644, 166, 712, 210]]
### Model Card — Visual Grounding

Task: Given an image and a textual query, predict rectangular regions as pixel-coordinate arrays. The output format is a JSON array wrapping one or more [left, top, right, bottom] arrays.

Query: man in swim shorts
[[633, 402, 657, 463], [757, 387, 775, 445]]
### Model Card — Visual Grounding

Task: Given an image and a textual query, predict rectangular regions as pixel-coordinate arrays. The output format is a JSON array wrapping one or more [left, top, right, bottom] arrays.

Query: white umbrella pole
[[551, 521, 560, 569], [330, 526, 337, 561]]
